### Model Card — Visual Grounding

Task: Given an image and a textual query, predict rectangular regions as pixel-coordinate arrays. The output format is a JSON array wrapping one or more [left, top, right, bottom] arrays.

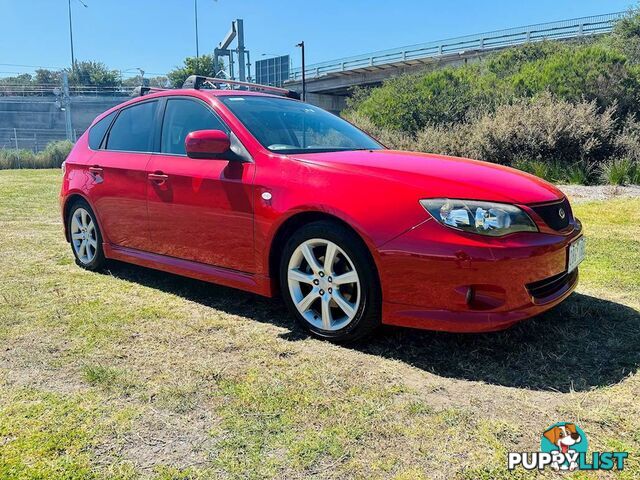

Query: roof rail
[[130, 86, 169, 97], [181, 75, 301, 100]]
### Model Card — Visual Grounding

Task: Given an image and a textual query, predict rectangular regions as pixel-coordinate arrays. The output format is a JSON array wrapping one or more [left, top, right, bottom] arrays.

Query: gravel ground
[[557, 184, 640, 203]]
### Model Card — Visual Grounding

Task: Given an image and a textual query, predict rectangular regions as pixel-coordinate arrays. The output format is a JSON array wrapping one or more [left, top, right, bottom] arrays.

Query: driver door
[[146, 96, 255, 272]]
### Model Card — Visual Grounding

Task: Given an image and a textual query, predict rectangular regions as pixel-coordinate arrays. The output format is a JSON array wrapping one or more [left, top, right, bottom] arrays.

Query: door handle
[[148, 172, 169, 184], [88, 166, 103, 174]]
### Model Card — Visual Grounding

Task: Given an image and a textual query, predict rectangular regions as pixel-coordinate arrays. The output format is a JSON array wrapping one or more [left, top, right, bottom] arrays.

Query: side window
[[106, 101, 158, 152], [161, 98, 228, 155], [88, 111, 116, 150]]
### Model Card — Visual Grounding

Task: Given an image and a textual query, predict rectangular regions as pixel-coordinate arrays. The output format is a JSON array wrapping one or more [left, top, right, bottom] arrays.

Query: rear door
[[145, 96, 255, 272], [88, 100, 159, 251]]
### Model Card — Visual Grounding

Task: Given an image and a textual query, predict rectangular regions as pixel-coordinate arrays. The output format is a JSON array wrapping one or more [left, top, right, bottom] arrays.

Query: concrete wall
[[304, 93, 348, 114], [0, 96, 129, 151]]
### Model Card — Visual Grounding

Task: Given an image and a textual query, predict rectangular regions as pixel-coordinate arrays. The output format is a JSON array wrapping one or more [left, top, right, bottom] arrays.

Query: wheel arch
[[267, 210, 381, 295], [62, 193, 101, 243]]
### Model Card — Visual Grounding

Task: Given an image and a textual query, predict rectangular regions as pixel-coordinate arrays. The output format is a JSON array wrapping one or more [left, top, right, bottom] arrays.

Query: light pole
[[195, 0, 217, 66], [194, 0, 199, 60], [67, 0, 88, 71], [296, 41, 305, 101]]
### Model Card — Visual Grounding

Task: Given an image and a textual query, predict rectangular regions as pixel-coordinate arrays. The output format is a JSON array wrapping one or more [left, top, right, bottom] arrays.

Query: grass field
[[1, 169, 639, 479]]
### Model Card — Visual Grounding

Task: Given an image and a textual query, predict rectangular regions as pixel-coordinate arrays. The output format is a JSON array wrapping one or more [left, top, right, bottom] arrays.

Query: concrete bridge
[[284, 12, 623, 112]]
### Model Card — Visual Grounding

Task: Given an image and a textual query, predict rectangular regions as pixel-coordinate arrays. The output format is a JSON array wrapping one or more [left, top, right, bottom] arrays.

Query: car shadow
[[104, 261, 640, 393]]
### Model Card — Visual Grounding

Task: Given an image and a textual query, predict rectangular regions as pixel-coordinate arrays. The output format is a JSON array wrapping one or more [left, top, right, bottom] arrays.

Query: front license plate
[[568, 236, 586, 273]]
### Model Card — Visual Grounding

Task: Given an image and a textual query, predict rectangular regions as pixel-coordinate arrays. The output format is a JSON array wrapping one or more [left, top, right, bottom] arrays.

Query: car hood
[[291, 149, 564, 204]]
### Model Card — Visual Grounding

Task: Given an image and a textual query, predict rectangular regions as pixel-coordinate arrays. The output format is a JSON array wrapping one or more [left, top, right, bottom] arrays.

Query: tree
[[35, 69, 60, 85], [66, 61, 120, 87], [0, 73, 33, 86], [167, 54, 219, 88], [121, 75, 170, 88]]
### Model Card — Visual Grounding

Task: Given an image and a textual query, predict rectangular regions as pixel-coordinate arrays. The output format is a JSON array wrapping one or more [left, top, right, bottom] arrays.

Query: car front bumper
[[378, 218, 582, 332]]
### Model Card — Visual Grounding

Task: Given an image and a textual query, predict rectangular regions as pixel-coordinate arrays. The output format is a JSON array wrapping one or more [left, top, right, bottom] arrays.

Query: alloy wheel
[[287, 238, 361, 331], [71, 207, 98, 265]]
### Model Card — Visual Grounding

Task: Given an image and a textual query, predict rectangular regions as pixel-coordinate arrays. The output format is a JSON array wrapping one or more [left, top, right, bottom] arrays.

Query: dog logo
[[541, 423, 586, 471], [508, 422, 628, 472], [558, 207, 566, 219]]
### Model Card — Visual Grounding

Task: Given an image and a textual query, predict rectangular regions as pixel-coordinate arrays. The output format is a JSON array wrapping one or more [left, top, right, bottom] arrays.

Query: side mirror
[[185, 129, 231, 159]]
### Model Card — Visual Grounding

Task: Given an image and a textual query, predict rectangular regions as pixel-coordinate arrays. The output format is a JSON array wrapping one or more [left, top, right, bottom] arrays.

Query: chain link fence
[[0, 127, 82, 152]]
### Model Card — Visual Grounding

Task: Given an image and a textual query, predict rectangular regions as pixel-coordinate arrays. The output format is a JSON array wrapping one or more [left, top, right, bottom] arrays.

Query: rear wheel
[[280, 221, 381, 343], [67, 199, 106, 271]]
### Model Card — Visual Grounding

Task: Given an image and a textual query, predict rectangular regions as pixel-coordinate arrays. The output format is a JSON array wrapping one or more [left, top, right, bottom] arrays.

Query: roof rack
[[181, 75, 301, 100], [130, 86, 169, 97]]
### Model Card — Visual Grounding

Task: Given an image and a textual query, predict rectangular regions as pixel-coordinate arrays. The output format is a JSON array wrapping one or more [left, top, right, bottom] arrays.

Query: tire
[[279, 220, 381, 343], [67, 199, 106, 271]]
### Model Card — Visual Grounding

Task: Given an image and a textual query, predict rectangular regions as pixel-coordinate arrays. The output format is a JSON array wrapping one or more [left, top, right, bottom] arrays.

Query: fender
[[61, 189, 110, 247], [260, 204, 385, 288]]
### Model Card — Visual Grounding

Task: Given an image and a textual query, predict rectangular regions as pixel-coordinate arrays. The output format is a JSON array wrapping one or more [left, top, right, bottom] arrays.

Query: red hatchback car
[[61, 76, 585, 342]]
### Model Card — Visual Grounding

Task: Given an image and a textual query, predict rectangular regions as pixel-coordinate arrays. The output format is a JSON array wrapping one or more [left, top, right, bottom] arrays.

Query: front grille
[[526, 269, 578, 301], [530, 197, 573, 231]]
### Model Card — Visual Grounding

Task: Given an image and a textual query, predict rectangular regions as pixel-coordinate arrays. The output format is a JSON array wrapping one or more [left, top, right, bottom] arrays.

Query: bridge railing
[[288, 12, 625, 81]]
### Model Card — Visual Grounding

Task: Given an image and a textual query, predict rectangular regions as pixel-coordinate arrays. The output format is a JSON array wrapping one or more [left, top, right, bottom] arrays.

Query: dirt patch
[[557, 184, 640, 203], [96, 402, 219, 474]]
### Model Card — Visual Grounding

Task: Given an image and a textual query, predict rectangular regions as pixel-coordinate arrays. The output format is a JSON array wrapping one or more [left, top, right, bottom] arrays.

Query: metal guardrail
[[0, 85, 133, 97], [289, 12, 626, 81]]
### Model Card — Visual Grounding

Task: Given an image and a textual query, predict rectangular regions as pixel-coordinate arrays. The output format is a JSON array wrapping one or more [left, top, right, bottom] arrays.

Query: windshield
[[219, 95, 383, 154]]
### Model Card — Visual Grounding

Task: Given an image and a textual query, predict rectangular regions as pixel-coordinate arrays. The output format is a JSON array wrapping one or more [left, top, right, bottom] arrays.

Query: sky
[[0, 0, 636, 79]]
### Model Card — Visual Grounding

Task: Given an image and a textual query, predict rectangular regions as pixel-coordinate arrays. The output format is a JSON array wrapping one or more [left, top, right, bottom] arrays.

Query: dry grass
[[1, 169, 639, 479]]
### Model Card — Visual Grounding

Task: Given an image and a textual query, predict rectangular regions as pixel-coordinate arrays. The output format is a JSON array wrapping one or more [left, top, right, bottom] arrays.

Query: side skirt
[[103, 243, 275, 297]]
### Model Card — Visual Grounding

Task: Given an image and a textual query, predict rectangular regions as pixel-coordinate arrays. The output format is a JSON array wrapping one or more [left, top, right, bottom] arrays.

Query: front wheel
[[280, 221, 381, 343]]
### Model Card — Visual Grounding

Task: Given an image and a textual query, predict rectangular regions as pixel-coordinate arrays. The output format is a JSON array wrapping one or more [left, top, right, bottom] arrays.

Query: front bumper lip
[[377, 218, 582, 333], [382, 269, 578, 333]]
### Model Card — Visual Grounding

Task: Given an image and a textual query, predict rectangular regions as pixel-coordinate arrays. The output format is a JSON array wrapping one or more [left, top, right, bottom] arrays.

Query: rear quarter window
[[88, 111, 116, 150], [106, 100, 158, 153]]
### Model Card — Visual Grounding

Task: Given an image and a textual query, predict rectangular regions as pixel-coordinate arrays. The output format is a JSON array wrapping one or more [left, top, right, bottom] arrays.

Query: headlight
[[420, 198, 538, 236]]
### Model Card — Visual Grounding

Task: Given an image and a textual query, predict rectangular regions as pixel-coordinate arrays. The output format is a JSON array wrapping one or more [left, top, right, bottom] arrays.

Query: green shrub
[[0, 140, 73, 170], [511, 159, 556, 182], [342, 111, 417, 150], [38, 140, 73, 167], [614, 116, 640, 163], [564, 162, 593, 185], [349, 65, 500, 134], [349, 94, 618, 184], [509, 159, 592, 184], [599, 157, 638, 185], [395, 94, 615, 171], [485, 41, 568, 77], [632, 162, 640, 184], [510, 45, 640, 115], [349, 35, 640, 133], [0, 149, 36, 169], [471, 94, 616, 168], [608, 7, 640, 65], [414, 122, 472, 158]]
